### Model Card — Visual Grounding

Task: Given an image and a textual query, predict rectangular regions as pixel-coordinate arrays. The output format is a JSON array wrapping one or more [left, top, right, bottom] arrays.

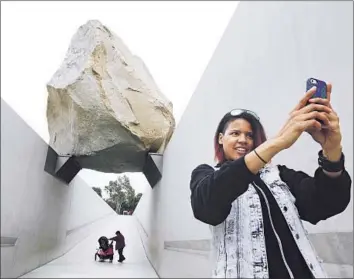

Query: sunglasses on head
[[229, 109, 260, 121]]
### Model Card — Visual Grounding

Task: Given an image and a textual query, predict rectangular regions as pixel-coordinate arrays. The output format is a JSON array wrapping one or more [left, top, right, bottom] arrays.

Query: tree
[[104, 198, 116, 211], [133, 193, 142, 210], [92, 187, 102, 197], [104, 174, 142, 214], [104, 179, 125, 214]]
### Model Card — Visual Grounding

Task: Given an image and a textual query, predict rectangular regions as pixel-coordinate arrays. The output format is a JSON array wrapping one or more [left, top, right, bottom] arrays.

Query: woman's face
[[218, 118, 254, 161]]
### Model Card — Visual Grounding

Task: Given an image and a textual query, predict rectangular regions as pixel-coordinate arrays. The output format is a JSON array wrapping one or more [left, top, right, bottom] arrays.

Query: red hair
[[214, 112, 267, 163]]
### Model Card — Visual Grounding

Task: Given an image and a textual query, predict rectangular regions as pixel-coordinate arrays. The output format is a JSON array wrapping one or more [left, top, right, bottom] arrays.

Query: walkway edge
[[134, 216, 160, 278]]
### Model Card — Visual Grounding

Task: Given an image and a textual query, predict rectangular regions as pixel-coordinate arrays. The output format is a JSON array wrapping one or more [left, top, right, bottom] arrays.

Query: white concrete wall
[[134, 1, 353, 278], [1, 99, 114, 278]]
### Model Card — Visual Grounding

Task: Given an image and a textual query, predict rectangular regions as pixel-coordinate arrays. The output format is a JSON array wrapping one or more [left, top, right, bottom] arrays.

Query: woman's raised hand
[[276, 86, 332, 150], [306, 84, 343, 161]]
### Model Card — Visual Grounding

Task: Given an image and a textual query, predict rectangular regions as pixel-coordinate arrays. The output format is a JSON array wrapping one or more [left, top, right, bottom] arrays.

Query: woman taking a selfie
[[190, 84, 351, 279]]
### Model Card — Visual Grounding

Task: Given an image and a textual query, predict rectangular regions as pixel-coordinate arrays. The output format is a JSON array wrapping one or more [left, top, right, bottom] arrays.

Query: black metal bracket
[[44, 146, 162, 187], [142, 153, 163, 188], [44, 146, 82, 184]]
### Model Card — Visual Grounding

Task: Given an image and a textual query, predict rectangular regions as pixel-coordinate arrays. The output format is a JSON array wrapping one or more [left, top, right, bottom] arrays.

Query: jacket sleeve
[[278, 164, 352, 225], [190, 157, 256, 226]]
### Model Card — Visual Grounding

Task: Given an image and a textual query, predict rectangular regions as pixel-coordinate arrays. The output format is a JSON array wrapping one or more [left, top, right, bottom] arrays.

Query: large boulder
[[46, 20, 175, 173]]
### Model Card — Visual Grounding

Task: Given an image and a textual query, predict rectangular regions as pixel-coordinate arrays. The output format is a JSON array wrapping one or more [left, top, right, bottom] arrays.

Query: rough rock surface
[[47, 20, 175, 173]]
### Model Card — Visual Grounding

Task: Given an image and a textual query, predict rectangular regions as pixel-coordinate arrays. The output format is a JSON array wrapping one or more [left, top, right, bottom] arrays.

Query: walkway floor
[[20, 216, 158, 278]]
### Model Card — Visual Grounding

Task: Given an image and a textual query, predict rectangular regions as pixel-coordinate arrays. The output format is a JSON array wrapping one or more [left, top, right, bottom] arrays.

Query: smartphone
[[306, 77, 327, 125], [306, 78, 327, 102]]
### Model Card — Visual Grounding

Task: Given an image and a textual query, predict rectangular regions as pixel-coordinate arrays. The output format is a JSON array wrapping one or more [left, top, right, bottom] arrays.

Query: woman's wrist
[[269, 136, 287, 153], [245, 138, 283, 174], [322, 145, 342, 162], [322, 169, 343, 178], [255, 138, 284, 161], [320, 145, 344, 178]]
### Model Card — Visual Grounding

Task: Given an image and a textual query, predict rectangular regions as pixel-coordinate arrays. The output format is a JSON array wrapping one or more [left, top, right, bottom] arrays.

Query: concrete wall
[[1, 99, 114, 278], [134, 1, 353, 278]]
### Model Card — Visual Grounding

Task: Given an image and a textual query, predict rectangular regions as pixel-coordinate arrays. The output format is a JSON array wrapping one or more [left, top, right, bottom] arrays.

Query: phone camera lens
[[311, 79, 318, 84]]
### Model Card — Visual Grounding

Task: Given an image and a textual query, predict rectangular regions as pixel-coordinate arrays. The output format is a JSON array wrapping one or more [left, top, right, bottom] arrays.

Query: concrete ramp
[[1, 99, 158, 278], [20, 215, 157, 278]]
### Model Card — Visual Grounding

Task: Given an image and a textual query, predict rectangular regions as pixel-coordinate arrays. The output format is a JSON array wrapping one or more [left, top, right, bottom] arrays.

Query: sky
[[1, 1, 238, 195]]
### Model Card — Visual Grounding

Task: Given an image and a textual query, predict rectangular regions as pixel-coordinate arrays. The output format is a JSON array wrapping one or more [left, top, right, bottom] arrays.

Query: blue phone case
[[306, 78, 327, 100], [306, 78, 327, 125]]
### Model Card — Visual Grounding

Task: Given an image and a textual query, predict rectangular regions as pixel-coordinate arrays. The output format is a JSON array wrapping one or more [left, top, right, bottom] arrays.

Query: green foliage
[[103, 174, 142, 214]]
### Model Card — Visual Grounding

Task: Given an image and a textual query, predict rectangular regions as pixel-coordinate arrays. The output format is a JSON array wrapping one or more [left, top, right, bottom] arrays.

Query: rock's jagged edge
[[46, 20, 175, 173]]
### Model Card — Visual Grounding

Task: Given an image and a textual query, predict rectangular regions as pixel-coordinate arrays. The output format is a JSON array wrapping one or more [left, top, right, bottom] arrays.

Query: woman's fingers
[[299, 119, 322, 132], [292, 82, 334, 113], [308, 83, 333, 109], [313, 112, 330, 127], [296, 111, 331, 126], [295, 103, 332, 115], [309, 83, 333, 107], [283, 104, 329, 135], [291, 86, 317, 113], [308, 97, 330, 106], [327, 83, 332, 103], [307, 99, 339, 122]]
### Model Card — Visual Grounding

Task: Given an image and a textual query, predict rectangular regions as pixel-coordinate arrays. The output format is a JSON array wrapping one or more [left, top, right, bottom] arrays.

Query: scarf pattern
[[210, 164, 327, 278]]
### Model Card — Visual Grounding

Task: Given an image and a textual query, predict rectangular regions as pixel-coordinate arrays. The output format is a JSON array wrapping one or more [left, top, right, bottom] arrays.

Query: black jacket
[[109, 234, 125, 250], [190, 156, 351, 279]]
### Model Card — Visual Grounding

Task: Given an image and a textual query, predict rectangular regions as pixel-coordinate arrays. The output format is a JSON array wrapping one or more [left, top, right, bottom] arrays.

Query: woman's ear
[[218, 133, 224, 145]]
